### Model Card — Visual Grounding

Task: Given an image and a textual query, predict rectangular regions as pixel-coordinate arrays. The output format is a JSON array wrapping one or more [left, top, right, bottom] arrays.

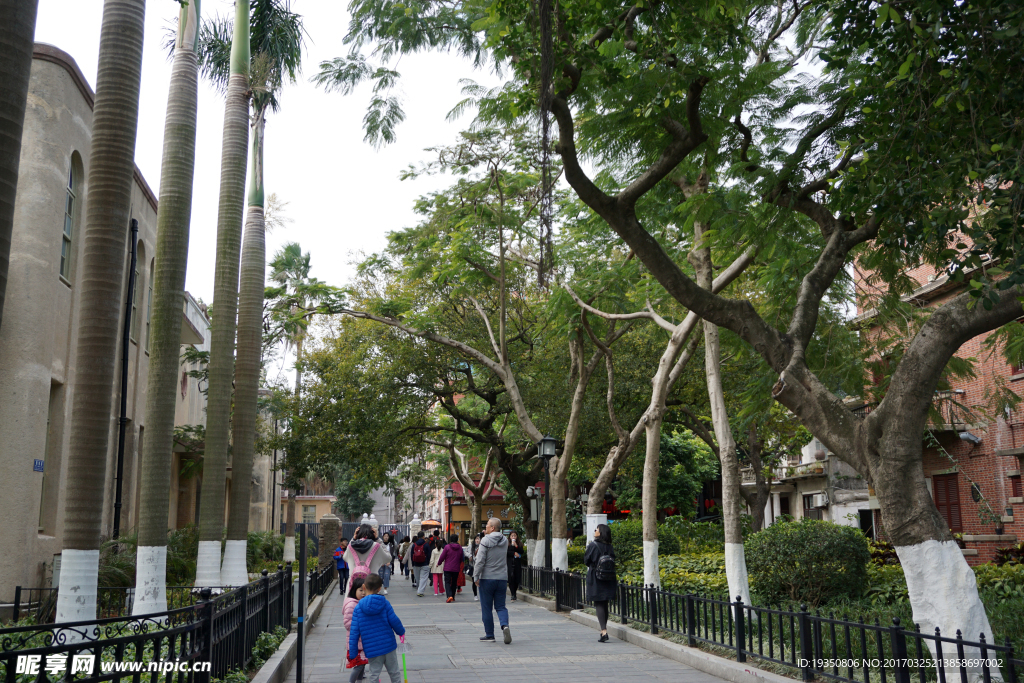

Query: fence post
[[648, 585, 658, 636], [554, 570, 562, 612], [13, 586, 21, 623], [197, 588, 215, 683], [798, 604, 814, 682], [262, 570, 270, 633], [285, 562, 293, 631], [237, 583, 249, 669], [734, 596, 746, 662], [685, 594, 697, 646], [889, 618, 910, 683], [619, 583, 628, 625]]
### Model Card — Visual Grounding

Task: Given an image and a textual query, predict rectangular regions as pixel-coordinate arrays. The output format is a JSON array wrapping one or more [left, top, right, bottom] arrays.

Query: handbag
[[457, 569, 466, 587]]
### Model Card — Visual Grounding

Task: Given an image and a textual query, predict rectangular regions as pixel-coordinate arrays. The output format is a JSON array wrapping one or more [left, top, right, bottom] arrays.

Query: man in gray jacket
[[474, 518, 511, 643]]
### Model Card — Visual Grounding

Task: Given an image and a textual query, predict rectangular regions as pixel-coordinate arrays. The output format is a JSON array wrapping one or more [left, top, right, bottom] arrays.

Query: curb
[[516, 591, 556, 611], [250, 578, 336, 683], [568, 609, 796, 683]]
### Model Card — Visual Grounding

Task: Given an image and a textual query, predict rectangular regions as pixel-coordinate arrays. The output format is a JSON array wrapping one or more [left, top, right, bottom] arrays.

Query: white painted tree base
[[55, 549, 99, 637], [195, 540, 222, 589], [552, 538, 569, 571], [897, 540, 999, 683], [131, 546, 167, 616], [221, 540, 248, 587], [724, 543, 752, 606], [643, 540, 660, 587], [526, 539, 539, 567], [283, 536, 295, 563]]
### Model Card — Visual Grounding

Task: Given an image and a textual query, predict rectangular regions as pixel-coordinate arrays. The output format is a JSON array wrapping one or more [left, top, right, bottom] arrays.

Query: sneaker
[[502, 626, 512, 644], [474, 596, 479, 601], [383, 589, 388, 595], [479, 636, 495, 642], [417, 593, 424, 597]]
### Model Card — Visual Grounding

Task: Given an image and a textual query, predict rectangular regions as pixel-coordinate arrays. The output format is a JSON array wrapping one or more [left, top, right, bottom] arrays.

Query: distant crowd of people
[[334, 519, 619, 682]]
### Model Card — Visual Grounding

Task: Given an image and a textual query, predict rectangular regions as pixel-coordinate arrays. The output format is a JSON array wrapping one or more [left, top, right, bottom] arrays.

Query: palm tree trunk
[[132, 0, 201, 616], [223, 109, 267, 587], [56, 0, 145, 627], [0, 0, 39, 329], [195, 0, 249, 590]]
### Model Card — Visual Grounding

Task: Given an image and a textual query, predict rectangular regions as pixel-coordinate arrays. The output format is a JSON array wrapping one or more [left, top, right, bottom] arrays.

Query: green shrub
[[608, 519, 680, 561], [868, 539, 900, 566], [995, 542, 1024, 566], [567, 545, 585, 572], [661, 517, 726, 553], [864, 564, 908, 605], [745, 519, 870, 606], [618, 553, 729, 595], [974, 563, 1024, 605]]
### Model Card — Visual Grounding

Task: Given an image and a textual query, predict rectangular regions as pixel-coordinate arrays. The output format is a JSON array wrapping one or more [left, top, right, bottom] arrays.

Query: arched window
[[145, 258, 154, 351], [60, 164, 76, 279]]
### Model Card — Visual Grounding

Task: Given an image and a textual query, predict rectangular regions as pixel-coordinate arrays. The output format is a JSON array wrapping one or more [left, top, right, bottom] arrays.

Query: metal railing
[[0, 566, 298, 683], [524, 566, 1024, 683]]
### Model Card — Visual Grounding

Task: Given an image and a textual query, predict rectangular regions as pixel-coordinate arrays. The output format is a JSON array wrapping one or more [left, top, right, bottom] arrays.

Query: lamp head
[[538, 434, 557, 459], [959, 431, 982, 445], [445, 488, 454, 499]]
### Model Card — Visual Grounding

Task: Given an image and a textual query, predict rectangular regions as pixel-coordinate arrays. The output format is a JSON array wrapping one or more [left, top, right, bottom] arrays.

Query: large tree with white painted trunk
[[56, 0, 146, 625], [132, 0, 202, 616]]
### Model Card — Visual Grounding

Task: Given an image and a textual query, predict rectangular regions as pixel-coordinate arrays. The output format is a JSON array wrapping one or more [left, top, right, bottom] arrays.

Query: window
[[302, 505, 317, 524], [145, 259, 153, 351], [779, 495, 791, 516], [932, 473, 963, 532], [1012, 475, 1022, 499], [60, 165, 75, 279], [803, 494, 823, 520]]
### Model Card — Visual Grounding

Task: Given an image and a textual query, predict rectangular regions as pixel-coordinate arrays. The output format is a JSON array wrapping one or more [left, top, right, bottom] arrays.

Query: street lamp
[[537, 434, 557, 570], [445, 488, 455, 539]]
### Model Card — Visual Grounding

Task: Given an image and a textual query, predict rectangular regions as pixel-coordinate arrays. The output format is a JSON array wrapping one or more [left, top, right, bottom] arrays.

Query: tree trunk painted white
[[283, 536, 295, 564], [551, 538, 569, 571], [221, 539, 248, 587], [642, 540, 660, 587], [641, 412, 663, 588], [55, 549, 99, 633], [526, 539, 538, 567], [131, 545, 167, 615], [284, 489, 296, 562], [195, 540, 222, 589], [724, 543, 752, 607]]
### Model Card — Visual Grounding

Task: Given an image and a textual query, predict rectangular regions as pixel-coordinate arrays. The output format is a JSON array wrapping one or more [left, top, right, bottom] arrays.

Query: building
[[855, 258, 1023, 563]]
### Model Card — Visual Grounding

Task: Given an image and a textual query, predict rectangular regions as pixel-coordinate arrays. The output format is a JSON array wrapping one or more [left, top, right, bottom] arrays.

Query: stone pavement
[[284, 571, 730, 683]]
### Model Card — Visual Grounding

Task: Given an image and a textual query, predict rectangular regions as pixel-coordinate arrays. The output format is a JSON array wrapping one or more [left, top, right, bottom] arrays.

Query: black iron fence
[[524, 566, 1024, 683]]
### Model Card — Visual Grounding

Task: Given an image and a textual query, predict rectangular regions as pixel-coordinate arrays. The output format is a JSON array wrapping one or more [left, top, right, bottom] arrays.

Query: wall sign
[[33, 459, 44, 472]]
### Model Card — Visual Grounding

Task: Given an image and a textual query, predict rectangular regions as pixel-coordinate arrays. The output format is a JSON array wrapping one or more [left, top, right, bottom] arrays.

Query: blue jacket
[[348, 594, 405, 659], [334, 546, 347, 570]]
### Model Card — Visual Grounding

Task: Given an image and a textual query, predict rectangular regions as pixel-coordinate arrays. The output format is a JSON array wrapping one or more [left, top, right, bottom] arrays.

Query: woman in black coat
[[506, 532, 526, 600], [584, 523, 616, 642]]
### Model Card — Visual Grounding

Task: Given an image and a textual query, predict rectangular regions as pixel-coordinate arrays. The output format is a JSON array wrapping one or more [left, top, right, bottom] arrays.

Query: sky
[[35, 0, 501, 305]]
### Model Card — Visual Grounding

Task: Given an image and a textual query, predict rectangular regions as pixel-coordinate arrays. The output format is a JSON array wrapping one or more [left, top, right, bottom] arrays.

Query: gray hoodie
[[474, 531, 509, 581]]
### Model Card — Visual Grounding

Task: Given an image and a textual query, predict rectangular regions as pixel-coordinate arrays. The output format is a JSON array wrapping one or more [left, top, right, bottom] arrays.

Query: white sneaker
[[474, 596, 479, 601], [383, 589, 388, 595]]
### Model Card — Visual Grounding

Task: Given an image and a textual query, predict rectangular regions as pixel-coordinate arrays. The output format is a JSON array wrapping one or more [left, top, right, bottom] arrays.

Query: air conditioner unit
[[812, 493, 829, 508]]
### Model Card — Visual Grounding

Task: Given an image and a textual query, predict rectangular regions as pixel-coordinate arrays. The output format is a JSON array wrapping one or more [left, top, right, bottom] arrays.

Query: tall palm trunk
[[132, 0, 201, 616], [223, 108, 267, 587], [195, 0, 249, 590], [56, 0, 145, 626], [0, 0, 39, 329], [283, 335, 303, 563]]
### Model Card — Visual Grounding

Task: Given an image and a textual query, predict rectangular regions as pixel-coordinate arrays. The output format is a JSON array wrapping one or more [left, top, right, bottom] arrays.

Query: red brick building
[[855, 259, 1023, 564]]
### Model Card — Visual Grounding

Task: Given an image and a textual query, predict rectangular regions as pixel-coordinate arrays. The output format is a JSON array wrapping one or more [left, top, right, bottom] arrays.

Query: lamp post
[[537, 435, 557, 570], [445, 487, 454, 539]]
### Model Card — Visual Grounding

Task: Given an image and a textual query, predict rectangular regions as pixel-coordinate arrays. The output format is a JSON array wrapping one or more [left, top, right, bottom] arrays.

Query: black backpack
[[594, 552, 616, 582]]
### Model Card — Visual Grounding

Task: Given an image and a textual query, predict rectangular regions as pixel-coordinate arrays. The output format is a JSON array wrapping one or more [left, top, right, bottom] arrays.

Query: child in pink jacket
[[343, 577, 368, 681]]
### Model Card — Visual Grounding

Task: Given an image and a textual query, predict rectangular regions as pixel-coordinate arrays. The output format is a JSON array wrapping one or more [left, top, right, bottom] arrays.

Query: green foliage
[[868, 539, 901, 566], [613, 431, 719, 517], [608, 519, 681, 563], [995, 542, 1024, 566], [974, 564, 1024, 605], [96, 526, 201, 587], [567, 545, 585, 573], [661, 517, 727, 554], [619, 553, 730, 596], [251, 626, 289, 670], [745, 519, 871, 606], [864, 564, 909, 606], [247, 530, 283, 572]]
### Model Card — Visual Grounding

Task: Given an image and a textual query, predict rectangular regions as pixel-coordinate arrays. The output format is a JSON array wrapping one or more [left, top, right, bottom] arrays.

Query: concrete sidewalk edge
[[250, 578, 336, 683], [567, 609, 796, 683]]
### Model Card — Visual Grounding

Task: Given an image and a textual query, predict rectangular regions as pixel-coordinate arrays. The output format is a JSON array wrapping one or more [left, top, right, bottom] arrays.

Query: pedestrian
[[584, 523, 616, 643], [335, 537, 350, 595], [379, 531, 396, 592], [429, 541, 444, 596], [466, 533, 483, 601], [397, 536, 411, 578], [410, 531, 431, 597], [506, 531, 526, 601], [348, 574, 406, 683], [474, 517, 511, 644], [438, 534, 464, 603], [343, 524, 392, 596], [342, 577, 369, 682]]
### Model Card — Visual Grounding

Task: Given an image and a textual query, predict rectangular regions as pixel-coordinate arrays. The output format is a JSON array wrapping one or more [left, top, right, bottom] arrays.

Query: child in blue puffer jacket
[[348, 574, 406, 683]]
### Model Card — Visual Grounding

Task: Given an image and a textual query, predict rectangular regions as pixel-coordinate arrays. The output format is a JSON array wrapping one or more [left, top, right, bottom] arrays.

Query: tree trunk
[[0, 0, 38, 329], [641, 412, 664, 586], [469, 498, 481, 539], [737, 427, 771, 533], [132, 0, 200, 616], [55, 0, 145, 627], [283, 489, 296, 562], [196, 0, 250, 590], [223, 110, 267, 587]]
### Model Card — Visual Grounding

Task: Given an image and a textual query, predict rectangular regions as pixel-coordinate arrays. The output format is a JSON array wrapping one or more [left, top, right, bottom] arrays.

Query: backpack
[[594, 553, 616, 582], [411, 542, 427, 564], [350, 543, 379, 583]]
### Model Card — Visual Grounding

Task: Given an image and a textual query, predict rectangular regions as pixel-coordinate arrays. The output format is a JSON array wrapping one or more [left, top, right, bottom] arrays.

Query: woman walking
[[506, 531, 526, 601], [429, 541, 444, 596], [342, 524, 392, 596], [378, 531, 397, 593], [397, 536, 411, 578], [584, 524, 616, 643], [438, 534, 465, 603], [466, 533, 483, 601]]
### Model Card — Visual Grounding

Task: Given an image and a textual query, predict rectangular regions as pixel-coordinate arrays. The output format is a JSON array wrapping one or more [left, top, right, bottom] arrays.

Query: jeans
[[443, 570, 460, 599], [379, 564, 391, 588], [347, 664, 364, 683], [365, 650, 401, 683], [414, 566, 431, 594], [477, 579, 509, 638], [338, 569, 349, 594]]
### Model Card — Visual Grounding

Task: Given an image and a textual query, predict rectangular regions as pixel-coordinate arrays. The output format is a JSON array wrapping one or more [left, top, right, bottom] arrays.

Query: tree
[[132, 0, 202, 615], [195, 0, 249, 590], [0, 0, 38, 329], [427, 436, 499, 540], [56, 0, 146, 625]]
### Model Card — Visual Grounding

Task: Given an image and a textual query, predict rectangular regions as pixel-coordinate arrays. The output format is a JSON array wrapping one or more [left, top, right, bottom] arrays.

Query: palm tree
[[55, 0, 146, 626], [0, 0, 39, 329], [194, 0, 305, 587], [131, 0, 202, 616], [194, 0, 250, 590]]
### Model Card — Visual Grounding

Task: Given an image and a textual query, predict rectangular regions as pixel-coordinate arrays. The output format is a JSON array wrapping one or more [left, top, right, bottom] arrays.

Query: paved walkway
[[285, 571, 729, 683]]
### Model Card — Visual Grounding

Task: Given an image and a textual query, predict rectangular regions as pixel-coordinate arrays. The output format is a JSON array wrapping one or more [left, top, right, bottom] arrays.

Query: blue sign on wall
[[33, 459, 44, 472]]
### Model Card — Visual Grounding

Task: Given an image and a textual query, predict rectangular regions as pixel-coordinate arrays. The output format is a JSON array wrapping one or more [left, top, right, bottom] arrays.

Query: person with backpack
[[428, 541, 444, 596], [335, 537, 350, 595], [348, 574, 406, 683], [342, 524, 392, 596], [397, 536, 411, 578], [410, 531, 431, 597], [584, 523, 616, 643]]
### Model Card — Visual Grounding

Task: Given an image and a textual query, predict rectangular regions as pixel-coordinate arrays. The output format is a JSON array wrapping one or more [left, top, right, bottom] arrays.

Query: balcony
[[781, 461, 826, 480]]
